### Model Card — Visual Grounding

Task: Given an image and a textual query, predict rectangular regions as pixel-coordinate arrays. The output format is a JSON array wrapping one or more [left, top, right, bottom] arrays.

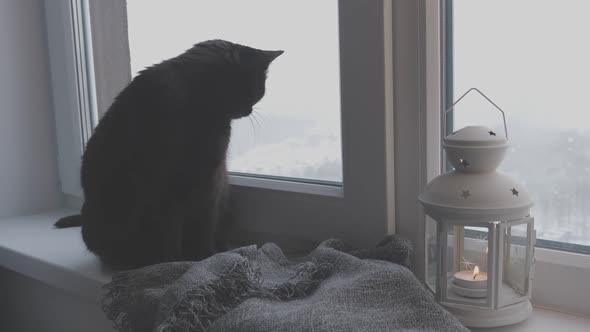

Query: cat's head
[[187, 40, 283, 120]]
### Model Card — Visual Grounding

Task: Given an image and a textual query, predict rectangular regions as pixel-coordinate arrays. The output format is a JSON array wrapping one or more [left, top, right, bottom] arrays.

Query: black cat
[[55, 40, 283, 268]]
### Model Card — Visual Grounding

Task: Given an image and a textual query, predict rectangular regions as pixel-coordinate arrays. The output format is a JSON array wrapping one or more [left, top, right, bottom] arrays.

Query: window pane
[[444, 225, 490, 307], [451, 0, 590, 249], [425, 216, 439, 294], [500, 222, 529, 307], [126, 0, 342, 183]]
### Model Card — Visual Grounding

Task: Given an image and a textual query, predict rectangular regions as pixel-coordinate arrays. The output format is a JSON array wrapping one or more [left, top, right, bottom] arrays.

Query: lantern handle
[[444, 88, 509, 140]]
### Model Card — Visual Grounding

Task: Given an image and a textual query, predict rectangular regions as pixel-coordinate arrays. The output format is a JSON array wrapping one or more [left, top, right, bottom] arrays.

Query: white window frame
[[45, 0, 590, 316], [45, 0, 88, 199]]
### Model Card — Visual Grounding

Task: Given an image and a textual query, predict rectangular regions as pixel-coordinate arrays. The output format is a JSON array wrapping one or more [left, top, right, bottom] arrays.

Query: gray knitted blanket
[[103, 236, 468, 332]]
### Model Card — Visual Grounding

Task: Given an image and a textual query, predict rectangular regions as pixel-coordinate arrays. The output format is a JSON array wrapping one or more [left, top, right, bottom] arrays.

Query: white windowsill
[[0, 209, 588, 331], [471, 308, 590, 332], [0, 209, 111, 301]]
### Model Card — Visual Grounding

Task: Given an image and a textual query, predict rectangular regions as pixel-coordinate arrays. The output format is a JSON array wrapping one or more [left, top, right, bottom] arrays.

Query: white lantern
[[419, 89, 535, 328]]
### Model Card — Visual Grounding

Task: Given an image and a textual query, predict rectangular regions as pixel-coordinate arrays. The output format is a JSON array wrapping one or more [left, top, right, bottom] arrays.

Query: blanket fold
[[103, 235, 467, 332]]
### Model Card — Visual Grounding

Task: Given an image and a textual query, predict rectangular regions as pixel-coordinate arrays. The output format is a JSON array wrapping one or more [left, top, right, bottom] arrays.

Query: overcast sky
[[453, 0, 590, 131]]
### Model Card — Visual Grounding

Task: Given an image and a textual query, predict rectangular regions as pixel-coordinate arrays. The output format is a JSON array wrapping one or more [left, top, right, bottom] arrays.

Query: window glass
[[451, 0, 590, 249], [426, 216, 439, 294], [501, 222, 529, 306], [126, 0, 342, 183], [444, 225, 490, 307]]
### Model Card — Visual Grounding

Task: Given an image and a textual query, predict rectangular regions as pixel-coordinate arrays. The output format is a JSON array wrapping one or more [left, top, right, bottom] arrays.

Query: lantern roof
[[421, 89, 534, 223], [419, 170, 533, 223], [445, 126, 508, 149]]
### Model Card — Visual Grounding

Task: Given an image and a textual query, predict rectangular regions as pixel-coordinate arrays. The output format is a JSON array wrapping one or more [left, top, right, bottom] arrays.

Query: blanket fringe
[[101, 257, 330, 332], [157, 258, 331, 332]]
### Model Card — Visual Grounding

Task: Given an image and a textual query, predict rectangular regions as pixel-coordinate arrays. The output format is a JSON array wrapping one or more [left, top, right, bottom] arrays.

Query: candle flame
[[473, 265, 480, 279]]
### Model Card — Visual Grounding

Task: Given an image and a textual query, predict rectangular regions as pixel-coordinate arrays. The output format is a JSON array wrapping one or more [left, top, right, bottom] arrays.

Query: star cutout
[[461, 257, 474, 270], [488, 131, 496, 136], [511, 188, 519, 197], [458, 158, 470, 168], [461, 190, 471, 199]]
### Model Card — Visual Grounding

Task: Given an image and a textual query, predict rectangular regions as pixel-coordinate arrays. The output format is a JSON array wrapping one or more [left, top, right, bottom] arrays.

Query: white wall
[[0, 0, 62, 217]]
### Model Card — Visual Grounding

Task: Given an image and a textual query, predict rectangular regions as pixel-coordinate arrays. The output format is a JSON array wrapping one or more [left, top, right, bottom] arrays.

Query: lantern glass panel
[[442, 224, 492, 308], [498, 220, 532, 307], [425, 216, 439, 294]]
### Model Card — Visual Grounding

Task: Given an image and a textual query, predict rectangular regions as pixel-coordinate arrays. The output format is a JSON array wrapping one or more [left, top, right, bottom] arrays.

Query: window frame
[[45, 0, 590, 317], [55, 0, 397, 250], [45, 0, 87, 198]]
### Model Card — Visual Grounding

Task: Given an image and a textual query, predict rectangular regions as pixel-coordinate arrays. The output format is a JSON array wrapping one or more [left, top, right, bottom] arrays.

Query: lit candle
[[453, 265, 488, 289], [450, 265, 488, 298]]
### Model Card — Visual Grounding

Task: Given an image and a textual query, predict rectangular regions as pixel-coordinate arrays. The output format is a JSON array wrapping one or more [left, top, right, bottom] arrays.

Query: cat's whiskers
[[247, 116, 258, 138], [251, 111, 263, 131], [253, 108, 263, 122]]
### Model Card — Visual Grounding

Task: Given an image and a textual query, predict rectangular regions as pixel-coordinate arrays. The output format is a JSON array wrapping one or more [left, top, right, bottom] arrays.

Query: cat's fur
[[55, 40, 283, 268]]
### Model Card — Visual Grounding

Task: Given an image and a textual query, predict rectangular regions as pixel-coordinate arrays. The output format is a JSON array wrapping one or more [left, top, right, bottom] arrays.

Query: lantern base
[[444, 300, 532, 328]]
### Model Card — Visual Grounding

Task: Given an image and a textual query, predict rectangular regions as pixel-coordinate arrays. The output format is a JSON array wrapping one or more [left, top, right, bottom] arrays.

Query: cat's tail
[[54, 214, 82, 228]]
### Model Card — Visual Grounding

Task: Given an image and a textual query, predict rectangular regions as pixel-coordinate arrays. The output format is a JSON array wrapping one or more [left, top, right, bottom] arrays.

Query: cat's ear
[[261, 50, 284, 65]]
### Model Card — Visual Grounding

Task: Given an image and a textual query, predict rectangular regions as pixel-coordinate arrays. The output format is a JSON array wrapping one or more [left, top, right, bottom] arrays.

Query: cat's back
[[80, 66, 178, 191]]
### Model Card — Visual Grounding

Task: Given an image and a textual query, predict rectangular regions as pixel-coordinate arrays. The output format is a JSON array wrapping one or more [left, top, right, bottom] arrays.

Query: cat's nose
[[242, 107, 254, 116], [232, 107, 252, 119]]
